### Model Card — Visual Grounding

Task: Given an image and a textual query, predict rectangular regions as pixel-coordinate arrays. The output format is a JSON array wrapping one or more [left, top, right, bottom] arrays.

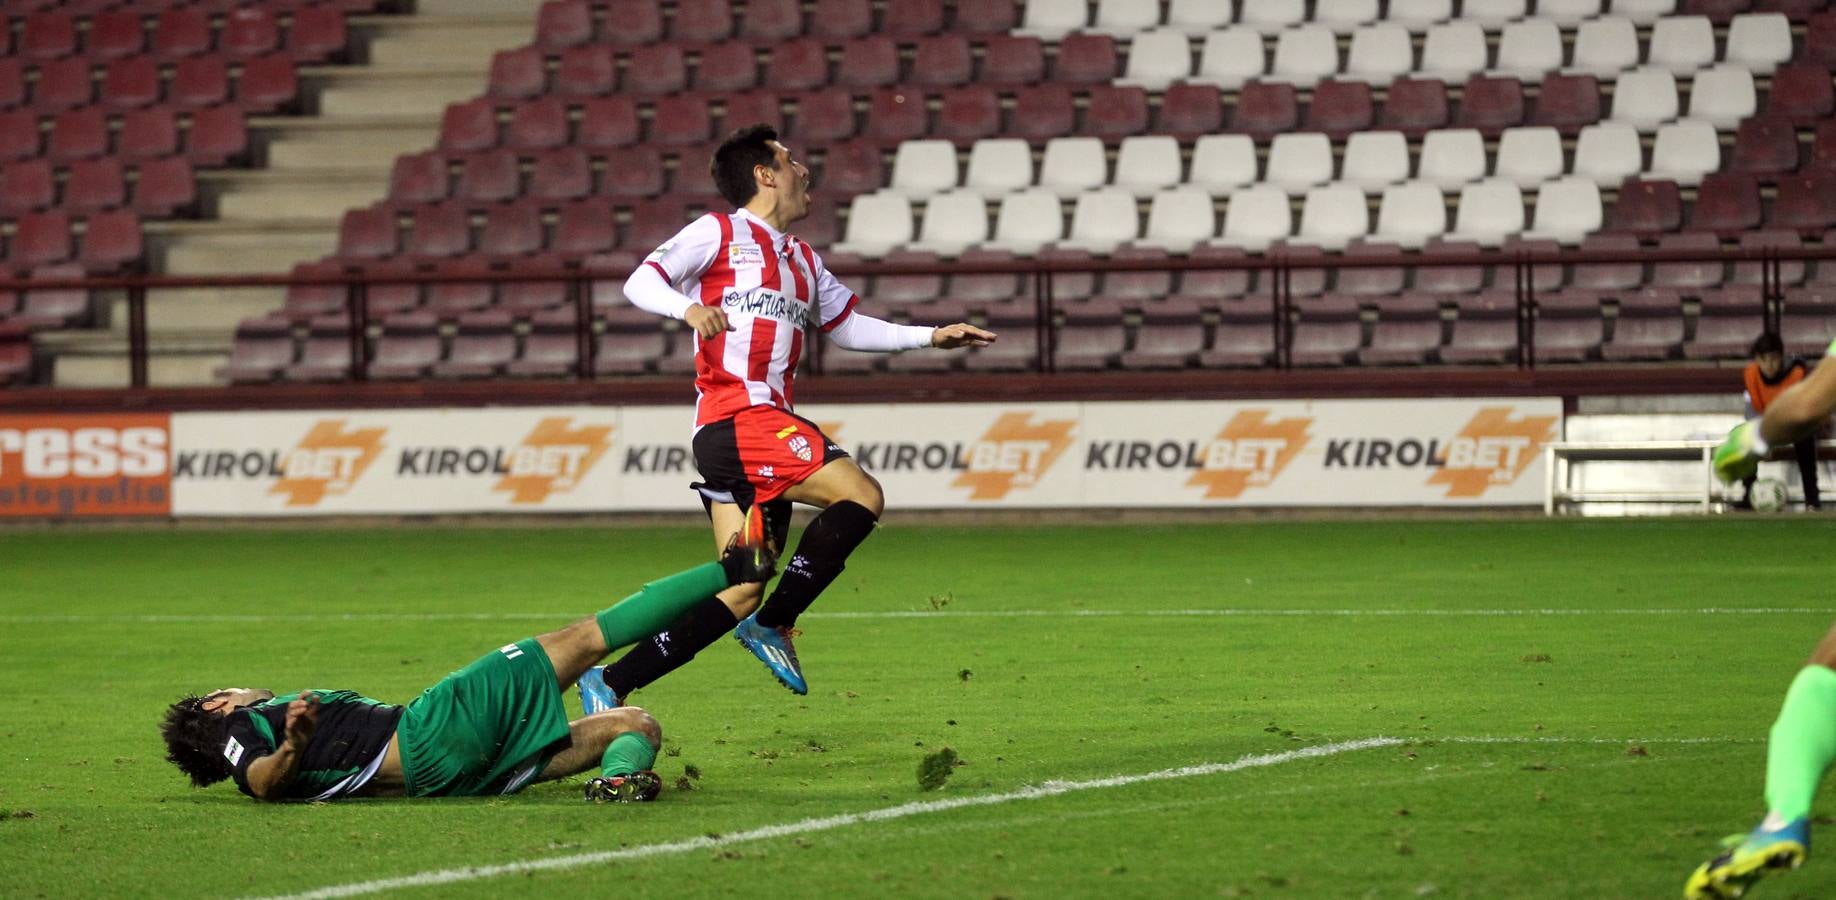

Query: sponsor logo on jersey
[[0, 413, 173, 517], [727, 243, 764, 268], [269, 420, 389, 507], [491, 417, 614, 504], [720, 288, 810, 329], [223, 737, 244, 766]]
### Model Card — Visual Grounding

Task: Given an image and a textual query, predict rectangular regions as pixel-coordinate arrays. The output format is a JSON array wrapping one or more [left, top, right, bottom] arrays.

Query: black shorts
[[691, 406, 848, 542]]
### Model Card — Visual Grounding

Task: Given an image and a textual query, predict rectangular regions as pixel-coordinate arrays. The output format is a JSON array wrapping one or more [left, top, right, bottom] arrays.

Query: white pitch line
[[251, 736, 1403, 900], [7, 607, 1836, 625]]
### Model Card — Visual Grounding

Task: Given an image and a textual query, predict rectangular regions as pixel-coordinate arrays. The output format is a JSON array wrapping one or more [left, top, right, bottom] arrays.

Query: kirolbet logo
[[949, 412, 1078, 500], [270, 420, 387, 507], [492, 417, 613, 503], [1424, 406, 1558, 497], [1184, 410, 1313, 499]]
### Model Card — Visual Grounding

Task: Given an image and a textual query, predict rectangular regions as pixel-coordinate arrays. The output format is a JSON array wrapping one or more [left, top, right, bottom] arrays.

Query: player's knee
[[848, 471, 885, 517], [718, 582, 764, 617], [627, 707, 662, 748]]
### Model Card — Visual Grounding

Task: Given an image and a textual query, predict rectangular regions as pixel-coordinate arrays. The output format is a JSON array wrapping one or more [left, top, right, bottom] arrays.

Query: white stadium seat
[[1267, 24, 1339, 87], [1312, 0, 1379, 33], [1494, 19, 1563, 81], [1089, 0, 1161, 37], [983, 188, 1064, 255], [1571, 121, 1645, 185], [1187, 133, 1259, 194], [1649, 118, 1721, 186], [1569, 16, 1639, 78], [1194, 28, 1267, 89], [1112, 135, 1183, 197], [1165, 0, 1234, 35], [1725, 13, 1792, 76], [1539, 0, 1605, 26], [1610, 67, 1679, 131], [1374, 181, 1448, 249], [1344, 23, 1415, 85], [833, 191, 913, 258], [963, 139, 1033, 198], [1297, 183, 1370, 251], [1417, 128, 1488, 189], [1421, 21, 1488, 83], [887, 140, 959, 199], [910, 190, 989, 255], [1138, 186, 1216, 252], [1265, 132, 1334, 194], [1060, 187, 1141, 253], [1238, 0, 1305, 35], [1462, 0, 1529, 28], [1015, 0, 1087, 39], [1452, 178, 1525, 248], [1119, 29, 1194, 90], [1687, 64, 1757, 129], [1217, 183, 1293, 251], [1524, 176, 1603, 245], [1611, 0, 1676, 26], [1493, 126, 1564, 189], [1647, 16, 1715, 75], [1387, 0, 1454, 29], [1340, 131, 1412, 191], [1038, 136, 1107, 197]]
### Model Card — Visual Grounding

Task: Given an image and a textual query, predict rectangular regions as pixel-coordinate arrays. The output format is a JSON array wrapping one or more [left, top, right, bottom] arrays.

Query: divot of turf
[[917, 746, 961, 791]]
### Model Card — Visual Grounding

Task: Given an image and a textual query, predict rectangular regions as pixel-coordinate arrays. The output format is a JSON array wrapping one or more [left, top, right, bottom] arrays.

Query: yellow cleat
[[1684, 818, 1808, 899]]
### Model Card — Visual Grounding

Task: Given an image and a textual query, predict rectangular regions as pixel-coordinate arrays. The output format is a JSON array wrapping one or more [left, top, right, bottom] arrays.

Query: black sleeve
[[222, 711, 276, 798]]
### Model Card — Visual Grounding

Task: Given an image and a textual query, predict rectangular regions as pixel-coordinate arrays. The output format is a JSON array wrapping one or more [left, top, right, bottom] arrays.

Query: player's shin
[[595, 563, 730, 652], [600, 595, 741, 698], [600, 731, 657, 777], [1765, 665, 1836, 822], [754, 500, 877, 629]]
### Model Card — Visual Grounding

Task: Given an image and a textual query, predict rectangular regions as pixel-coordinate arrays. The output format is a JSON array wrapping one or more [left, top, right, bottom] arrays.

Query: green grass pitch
[[3, 518, 1835, 898]]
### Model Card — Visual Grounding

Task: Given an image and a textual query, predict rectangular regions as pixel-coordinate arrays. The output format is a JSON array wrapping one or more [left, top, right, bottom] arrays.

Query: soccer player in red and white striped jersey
[[605, 124, 993, 700]]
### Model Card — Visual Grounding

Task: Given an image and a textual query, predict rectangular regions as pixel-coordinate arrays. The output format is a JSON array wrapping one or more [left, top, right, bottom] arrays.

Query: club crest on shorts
[[786, 434, 812, 462]]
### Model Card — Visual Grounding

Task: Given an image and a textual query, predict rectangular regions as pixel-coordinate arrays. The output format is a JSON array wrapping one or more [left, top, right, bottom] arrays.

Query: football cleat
[[1712, 421, 1766, 485], [1685, 816, 1810, 899], [583, 770, 662, 803], [734, 612, 808, 695], [577, 665, 618, 716], [719, 504, 778, 585]]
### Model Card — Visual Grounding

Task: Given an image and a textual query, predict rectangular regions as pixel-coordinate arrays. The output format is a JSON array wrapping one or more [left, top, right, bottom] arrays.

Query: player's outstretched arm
[[930, 322, 997, 349], [243, 694, 319, 801], [1716, 344, 1836, 483]]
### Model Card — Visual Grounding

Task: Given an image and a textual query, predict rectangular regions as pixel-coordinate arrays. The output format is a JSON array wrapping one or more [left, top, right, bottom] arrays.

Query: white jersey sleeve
[[806, 246, 862, 333], [624, 215, 724, 320]]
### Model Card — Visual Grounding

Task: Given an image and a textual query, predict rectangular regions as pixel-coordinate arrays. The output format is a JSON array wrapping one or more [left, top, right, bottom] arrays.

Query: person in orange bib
[[1739, 332, 1820, 511]]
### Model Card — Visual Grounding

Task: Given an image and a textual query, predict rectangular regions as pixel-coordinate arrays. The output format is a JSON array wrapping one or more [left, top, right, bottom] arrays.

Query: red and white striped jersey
[[641, 208, 858, 427]]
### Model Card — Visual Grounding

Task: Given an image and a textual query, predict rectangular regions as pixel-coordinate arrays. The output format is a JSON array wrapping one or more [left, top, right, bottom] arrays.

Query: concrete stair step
[[307, 69, 486, 120], [158, 229, 337, 276], [262, 123, 438, 170], [359, 20, 537, 70], [36, 329, 232, 387], [104, 288, 287, 333], [206, 170, 390, 223]]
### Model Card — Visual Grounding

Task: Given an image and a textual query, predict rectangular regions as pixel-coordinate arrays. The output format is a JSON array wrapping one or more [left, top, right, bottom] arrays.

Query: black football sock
[[600, 594, 740, 698], [754, 500, 878, 629]]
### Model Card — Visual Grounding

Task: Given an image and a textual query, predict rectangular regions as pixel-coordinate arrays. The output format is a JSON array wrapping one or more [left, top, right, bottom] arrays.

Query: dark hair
[[161, 696, 232, 788], [1751, 332, 1785, 357], [710, 124, 781, 208]]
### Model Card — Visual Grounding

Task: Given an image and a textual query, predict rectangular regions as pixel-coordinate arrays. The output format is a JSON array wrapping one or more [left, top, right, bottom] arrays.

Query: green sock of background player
[[600, 732, 657, 777], [1765, 666, 1836, 824], [595, 563, 731, 652]]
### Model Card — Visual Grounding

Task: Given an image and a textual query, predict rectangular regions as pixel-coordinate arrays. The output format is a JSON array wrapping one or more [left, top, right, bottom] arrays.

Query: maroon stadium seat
[[837, 36, 900, 89], [282, 314, 354, 382], [186, 104, 249, 167], [1782, 286, 1836, 356], [535, 0, 593, 50], [1199, 297, 1277, 368], [1179, 244, 1256, 301], [64, 157, 126, 214], [89, 10, 148, 61], [696, 41, 759, 93], [1157, 83, 1224, 139], [235, 54, 298, 114], [1755, 0, 1828, 16], [912, 34, 974, 88], [981, 35, 1047, 85], [337, 205, 399, 259], [740, 0, 804, 40], [1054, 300, 1127, 371], [1455, 74, 1525, 137], [627, 196, 693, 249], [506, 306, 580, 378], [723, 92, 785, 134], [487, 45, 546, 99], [1685, 285, 1768, 359], [1358, 295, 1445, 365], [480, 202, 543, 257], [1502, 236, 1567, 293], [217, 316, 295, 383], [1336, 240, 1408, 297], [601, 0, 664, 44], [1688, 172, 1763, 235], [405, 204, 471, 260], [650, 94, 712, 145], [1604, 178, 1684, 235], [1530, 291, 1603, 364], [594, 316, 671, 375], [1569, 233, 1644, 292], [7, 263, 90, 330], [48, 108, 109, 163], [152, 7, 212, 59], [1414, 238, 1487, 295], [1084, 85, 1149, 142], [553, 45, 614, 97], [1011, 83, 1076, 141], [366, 310, 440, 381], [576, 96, 640, 149], [792, 90, 858, 142], [505, 97, 567, 151], [961, 307, 1039, 371], [1529, 73, 1601, 136], [767, 37, 830, 92], [132, 155, 196, 217], [883, 0, 944, 34], [1601, 288, 1684, 360], [1304, 79, 1374, 140], [117, 107, 177, 161], [389, 150, 450, 206], [1730, 115, 1802, 175], [1766, 63, 1834, 124], [0, 59, 25, 110], [600, 145, 667, 196], [0, 159, 54, 217], [810, 0, 872, 39], [426, 257, 496, 319], [20, 12, 77, 62], [864, 250, 943, 313], [945, 248, 1023, 308], [102, 56, 162, 110], [1731, 229, 1806, 285], [864, 88, 928, 143], [221, 7, 279, 59], [670, 0, 734, 43], [439, 98, 498, 152], [936, 86, 1002, 143], [956, 0, 1018, 32], [0, 110, 41, 164], [170, 55, 230, 107], [1288, 295, 1362, 366], [1377, 77, 1449, 138], [1440, 291, 1519, 364], [529, 147, 591, 201], [357, 257, 423, 318], [455, 149, 520, 203], [1651, 230, 1727, 290], [78, 210, 142, 272], [1231, 81, 1300, 141], [1809, 12, 1836, 67], [624, 44, 687, 95], [1053, 33, 1119, 83], [1118, 298, 1205, 369], [1682, 0, 1754, 22], [287, 5, 349, 64], [553, 200, 616, 257], [818, 138, 884, 196], [1100, 246, 1176, 306], [500, 258, 568, 315], [1035, 246, 1095, 304], [34, 57, 95, 112], [431, 308, 515, 378]]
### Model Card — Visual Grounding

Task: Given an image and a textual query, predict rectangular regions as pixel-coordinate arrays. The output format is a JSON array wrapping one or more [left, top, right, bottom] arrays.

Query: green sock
[[601, 731, 657, 777], [1764, 665, 1836, 820], [595, 562, 729, 652]]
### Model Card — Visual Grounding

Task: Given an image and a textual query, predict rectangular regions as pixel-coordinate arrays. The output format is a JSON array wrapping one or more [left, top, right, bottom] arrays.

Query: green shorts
[[397, 638, 573, 798]]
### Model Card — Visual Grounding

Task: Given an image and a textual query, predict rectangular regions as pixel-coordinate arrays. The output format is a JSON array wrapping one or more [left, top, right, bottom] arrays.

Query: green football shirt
[[222, 691, 403, 801]]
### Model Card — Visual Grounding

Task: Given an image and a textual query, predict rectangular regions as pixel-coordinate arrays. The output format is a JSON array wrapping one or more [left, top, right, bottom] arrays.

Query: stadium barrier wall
[[1, 398, 1562, 518]]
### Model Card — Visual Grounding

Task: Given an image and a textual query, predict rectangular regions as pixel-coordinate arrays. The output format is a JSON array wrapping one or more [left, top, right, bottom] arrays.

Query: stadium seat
[[1193, 28, 1265, 90], [1440, 291, 1520, 364], [48, 108, 108, 163], [1611, 67, 1680, 131], [1766, 64, 1836, 125], [1451, 179, 1524, 248], [153, 8, 211, 60], [100, 56, 161, 111], [389, 151, 448, 206], [981, 34, 1047, 85], [837, 35, 899, 89], [818, 139, 885, 198], [1054, 33, 1119, 84], [454, 149, 519, 204], [1097, 244, 1177, 304], [1420, 21, 1487, 84], [1651, 230, 1727, 290], [1605, 177, 1684, 234], [1808, 11, 1836, 67], [1179, 243, 1256, 301], [1119, 298, 1206, 369], [910, 190, 989, 255], [1240, 0, 1306, 34], [131, 155, 195, 218], [912, 34, 974, 87], [1200, 296, 1278, 368], [288, 6, 349, 63], [0, 59, 24, 111], [1010, 84, 1076, 142], [1113, 135, 1182, 198], [222, 8, 280, 60], [34, 57, 95, 113], [1455, 75, 1525, 137], [1265, 132, 1333, 194], [599, 145, 667, 197], [935, 85, 1001, 144], [1268, 25, 1337, 88], [1286, 294, 1360, 367], [7, 263, 90, 330], [217, 316, 295, 383], [810, 0, 872, 38], [576, 96, 639, 149], [963, 138, 1033, 198], [480, 202, 543, 257], [1165, 0, 1235, 33], [423, 258, 494, 319], [1016, 0, 1088, 38], [1465, 0, 1531, 25], [1689, 171, 1763, 235], [1341, 131, 1411, 192], [1084, 85, 1149, 142], [1336, 239, 1407, 298], [833, 191, 914, 258], [1418, 129, 1487, 189], [945, 248, 1023, 308], [1297, 183, 1369, 251], [170, 56, 230, 108], [235, 54, 299, 114], [1648, 17, 1718, 74], [1410, 237, 1484, 295], [1495, 19, 1564, 81], [983, 188, 1065, 255], [623, 45, 686, 95], [1388, 0, 1456, 26], [1358, 293, 1444, 365], [694, 42, 759, 93], [431, 309, 515, 379], [20, 11, 77, 62], [535, 0, 595, 50], [404, 204, 470, 261], [366, 310, 441, 381], [1730, 228, 1806, 286], [671, 0, 734, 42], [1569, 232, 1644, 293], [1231, 81, 1299, 141], [0, 110, 40, 164], [64, 158, 125, 215], [1729, 115, 1800, 175], [763, 39, 828, 93], [1531, 290, 1604, 364], [1378, 77, 1450, 138], [549, 46, 614, 97], [504, 98, 567, 151], [1316, 0, 1380, 31], [1726, 12, 1792, 73], [1187, 133, 1258, 195], [1155, 83, 1224, 140], [1373, 181, 1446, 249], [1686, 284, 1767, 358], [1524, 176, 1604, 245], [281, 314, 353, 383], [1052, 299, 1127, 371], [1572, 122, 1645, 186], [864, 88, 928, 144], [1649, 119, 1722, 185], [593, 313, 670, 376], [1570, 16, 1640, 77], [1494, 127, 1565, 189], [337, 205, 397, 260], [1771, 171, 1836, 232], [1217, 183, 1292, 252], [503, 307, 580, 378], [1600, 288, 1684, 360], [1305, 79, 1374, 140], [1687, 65, 1757, 130], [1059, 187, 1139, 253], [0, 159, 53, 217], [551, 200, 614, 257], [1344, 23, 1414, 86], [1118, 28, 1192, 91], [649, 94, 712, 146], [1616, 0, 1680, 24]]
